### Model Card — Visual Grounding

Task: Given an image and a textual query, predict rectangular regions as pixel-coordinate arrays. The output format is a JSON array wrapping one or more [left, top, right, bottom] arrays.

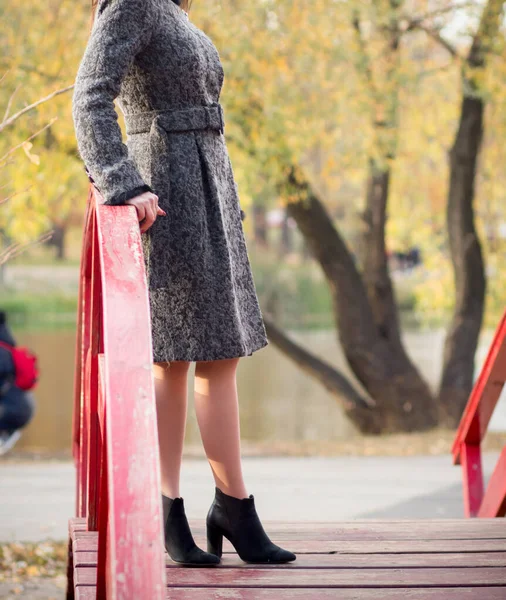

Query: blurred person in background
[[0, 312, 37, 455]]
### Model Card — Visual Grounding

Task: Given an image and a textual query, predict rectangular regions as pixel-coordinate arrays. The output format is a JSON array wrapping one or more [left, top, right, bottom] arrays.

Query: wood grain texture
[[74, 565, 506, 587], [69, 191, 166, 599], [95, 195, 166, 598], [73, 551, 506, 569], [70, 516, 506, 598], [73, 535, 506, 555], [69, 518, 506, 537], [75, 587, 506, 600]]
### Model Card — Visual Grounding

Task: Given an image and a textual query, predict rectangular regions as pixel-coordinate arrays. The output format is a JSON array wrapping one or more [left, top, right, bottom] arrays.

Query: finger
[[136, 204, 146, 223], [141, 205, 156, 233], [150, 195, 161, 214], [157, 207, 166, 216]]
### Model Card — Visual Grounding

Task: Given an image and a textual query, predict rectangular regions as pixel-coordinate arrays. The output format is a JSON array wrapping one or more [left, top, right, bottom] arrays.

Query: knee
[[153, 360, 191, 381], [195, 358, 239, 379]]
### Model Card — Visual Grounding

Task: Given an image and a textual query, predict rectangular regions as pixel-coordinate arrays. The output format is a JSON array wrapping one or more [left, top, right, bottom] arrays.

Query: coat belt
[[125, 102, 225, 135]]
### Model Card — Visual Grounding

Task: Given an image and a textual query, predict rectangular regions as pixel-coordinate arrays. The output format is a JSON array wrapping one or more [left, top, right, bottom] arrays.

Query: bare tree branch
[[0, 119, 57, 166], [415, 23, 460, 57], [263, 316, 374, 412], [3, 84, 21, 122], [0, 71, 10, 86], [0, 186, 33, 206], [0, 230, 54, 266], [0, 84, 74, 134], [403, 2, 477, 31]]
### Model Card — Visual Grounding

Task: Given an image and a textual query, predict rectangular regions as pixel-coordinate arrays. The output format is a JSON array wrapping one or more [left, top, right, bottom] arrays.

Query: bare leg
[[194, 358, 248, 499], [153, 360, 191, 498]]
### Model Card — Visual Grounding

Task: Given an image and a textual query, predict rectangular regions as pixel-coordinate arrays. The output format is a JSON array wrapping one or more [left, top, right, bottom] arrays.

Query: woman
[[72, 0, 296, 566]]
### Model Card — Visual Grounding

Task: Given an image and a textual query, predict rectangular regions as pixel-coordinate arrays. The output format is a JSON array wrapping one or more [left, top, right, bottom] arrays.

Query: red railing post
[[452, 311, 506, 518], [71, 188, 166, 598]]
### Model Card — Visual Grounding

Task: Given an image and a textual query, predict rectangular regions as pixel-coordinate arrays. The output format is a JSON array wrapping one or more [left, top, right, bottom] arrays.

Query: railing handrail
[[72, 187, 166, 598], [452, 310, 506, 518], [452, 311, 506, 465]]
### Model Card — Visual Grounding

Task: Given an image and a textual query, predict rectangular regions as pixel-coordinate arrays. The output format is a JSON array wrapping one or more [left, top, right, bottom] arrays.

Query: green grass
[[0, 293, 77, 331], [250, 251, 335, 330], [1, 242, 424, 334], [249, 248, 421, 331]]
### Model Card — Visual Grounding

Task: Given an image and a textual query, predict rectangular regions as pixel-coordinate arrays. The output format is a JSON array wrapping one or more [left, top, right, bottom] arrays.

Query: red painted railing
[[70, 187, 166, 598], [452, 312, 506, 518]]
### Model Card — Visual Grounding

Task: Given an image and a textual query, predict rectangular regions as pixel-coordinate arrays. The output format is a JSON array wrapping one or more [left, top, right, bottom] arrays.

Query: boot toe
[[190, 547, 221, 565], [272, 547, 296, 563], [171, 547, 221, 566]]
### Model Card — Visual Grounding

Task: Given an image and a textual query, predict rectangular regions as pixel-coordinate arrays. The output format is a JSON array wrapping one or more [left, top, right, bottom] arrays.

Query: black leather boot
[[206, 487, 296, 563], [162, 494, 220, 566]]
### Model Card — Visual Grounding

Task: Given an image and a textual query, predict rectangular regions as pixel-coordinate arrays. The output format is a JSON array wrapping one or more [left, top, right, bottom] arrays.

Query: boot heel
[[207, 523, 223, 558]]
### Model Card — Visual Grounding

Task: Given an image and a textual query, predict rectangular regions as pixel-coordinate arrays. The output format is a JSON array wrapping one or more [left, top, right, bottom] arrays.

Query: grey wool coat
[[72, 0, 268, 362]]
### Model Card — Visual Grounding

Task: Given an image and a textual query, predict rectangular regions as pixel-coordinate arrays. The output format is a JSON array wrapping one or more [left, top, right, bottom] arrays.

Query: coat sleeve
[[72, 0, 155, 206]]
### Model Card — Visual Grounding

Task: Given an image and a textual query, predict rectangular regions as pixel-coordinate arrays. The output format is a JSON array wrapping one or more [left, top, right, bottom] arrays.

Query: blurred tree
[[199, 0, 505, 432], [0, 0, 89, 257], [438, 0, 504, 426], [266, 0, 443, 433], [2, 0, 505, 433], [0, 86, 73, 264]]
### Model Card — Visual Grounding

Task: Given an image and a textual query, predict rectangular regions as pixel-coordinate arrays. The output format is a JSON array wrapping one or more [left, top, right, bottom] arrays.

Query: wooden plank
[[73, 551, 506, 569], [461, 444, 485, 518], [73, 536, 506, 554], [452, 310, 506, 464], [70, 518, 506, 537], [75, 587, 97, 600], [71, 521, 506, 542], [95, 197, 166, 599], [187, 525, 506, 541], [479, 447, 506, 518], [74, 566, 506, 587], [69, 518, 86, 535], [75, 586, 506, 600]]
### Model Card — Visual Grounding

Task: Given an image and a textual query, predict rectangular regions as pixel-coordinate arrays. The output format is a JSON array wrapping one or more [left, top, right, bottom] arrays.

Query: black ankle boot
[[206, 487, 296, 563], [162, 494, 220, 566]]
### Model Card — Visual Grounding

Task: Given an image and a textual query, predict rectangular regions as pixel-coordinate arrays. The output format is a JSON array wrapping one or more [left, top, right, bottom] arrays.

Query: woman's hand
[[125, 191, 166, 233]]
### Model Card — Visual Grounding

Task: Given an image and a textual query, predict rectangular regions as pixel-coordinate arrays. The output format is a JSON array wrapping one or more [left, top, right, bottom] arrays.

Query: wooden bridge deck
[[69, 517, 506, 599]]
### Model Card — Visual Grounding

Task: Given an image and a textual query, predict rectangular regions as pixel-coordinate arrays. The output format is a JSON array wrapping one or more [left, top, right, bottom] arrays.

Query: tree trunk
[[438, 0, 502, 426], [49, 224, 66, 260], [263, 317, 376, 433], [362, 161, 403, 350], [439, 96, 485, 426], [252, 203, 268, 247], [271, 165, 438, 433], [280, 211, 294, 256]]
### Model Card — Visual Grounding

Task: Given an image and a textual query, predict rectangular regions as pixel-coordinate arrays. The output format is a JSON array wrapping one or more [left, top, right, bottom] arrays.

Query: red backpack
[[0, 341, 39, 391]]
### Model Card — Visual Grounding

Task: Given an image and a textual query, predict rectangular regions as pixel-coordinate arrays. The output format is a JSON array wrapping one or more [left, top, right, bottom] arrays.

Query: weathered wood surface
[[75, 587, 506, 600], [73, 551, 506, 569], [70, 195, 166, 599], [69, 517, 506, 599], [74, 566, 506, 587]]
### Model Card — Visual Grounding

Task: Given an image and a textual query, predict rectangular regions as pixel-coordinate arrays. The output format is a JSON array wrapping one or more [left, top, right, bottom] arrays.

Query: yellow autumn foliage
[[1, 0, 506, 322]]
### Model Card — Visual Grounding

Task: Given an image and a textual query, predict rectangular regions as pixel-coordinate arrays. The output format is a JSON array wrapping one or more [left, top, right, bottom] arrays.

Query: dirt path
[[0, 576, 66, 599]]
